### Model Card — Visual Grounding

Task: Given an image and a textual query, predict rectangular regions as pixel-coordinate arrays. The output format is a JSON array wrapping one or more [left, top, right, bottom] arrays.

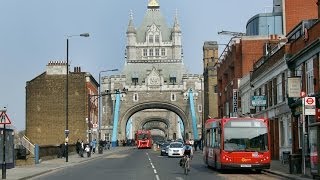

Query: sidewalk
[[5, 146, 133, 180], [263, 160, 313, 180]]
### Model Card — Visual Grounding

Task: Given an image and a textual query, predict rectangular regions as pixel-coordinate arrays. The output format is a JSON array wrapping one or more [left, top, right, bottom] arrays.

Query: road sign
[[251, 96, 267, 106], [305, 97, 315, 106], [305, 97, 316, 115], [0, 112, 11, 124]]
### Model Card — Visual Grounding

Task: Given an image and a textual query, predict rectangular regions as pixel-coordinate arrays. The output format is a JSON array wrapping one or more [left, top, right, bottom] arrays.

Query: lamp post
[[98, 69, 118, 142], [66, 33, 89, 163]]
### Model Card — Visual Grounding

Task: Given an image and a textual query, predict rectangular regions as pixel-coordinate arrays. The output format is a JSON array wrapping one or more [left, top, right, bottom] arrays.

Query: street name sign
[[251, 96, 267, 106]]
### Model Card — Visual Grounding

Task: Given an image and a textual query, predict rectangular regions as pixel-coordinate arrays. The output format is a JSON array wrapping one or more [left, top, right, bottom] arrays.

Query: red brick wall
[[289, 21, 320, 56], [241, 39, 268, 75], [217, 37, 269, 117], [284, 0, 318, 34]]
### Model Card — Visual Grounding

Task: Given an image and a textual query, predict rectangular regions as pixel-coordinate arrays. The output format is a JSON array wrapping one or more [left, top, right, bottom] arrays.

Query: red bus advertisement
[[135, 130, 152, 149], [203, 117, 270, 172]]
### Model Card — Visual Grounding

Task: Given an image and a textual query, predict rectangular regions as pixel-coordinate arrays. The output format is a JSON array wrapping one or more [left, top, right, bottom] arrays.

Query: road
[[31, 148, 286, 180]]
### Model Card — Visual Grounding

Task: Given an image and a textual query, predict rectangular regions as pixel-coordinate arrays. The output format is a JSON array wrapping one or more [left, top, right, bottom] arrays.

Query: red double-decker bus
[[203, 117, 270, 172], [135, 130, 152, 149]]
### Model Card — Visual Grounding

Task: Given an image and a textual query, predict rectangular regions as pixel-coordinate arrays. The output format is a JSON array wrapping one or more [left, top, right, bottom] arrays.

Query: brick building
[[283, 0, 318, 34], [217, 36, 269, 118], [286, 19, 320, 155], [203, 41, 219, 121], [217, 0, 319, 119], [25, 61, 98, 146]]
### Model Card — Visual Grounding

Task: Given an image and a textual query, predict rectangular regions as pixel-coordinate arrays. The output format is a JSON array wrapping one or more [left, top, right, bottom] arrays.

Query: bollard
[[35, 144, 39, 164]]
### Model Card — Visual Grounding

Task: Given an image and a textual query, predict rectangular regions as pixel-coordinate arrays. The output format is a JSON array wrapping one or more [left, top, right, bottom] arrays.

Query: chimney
[[74, 66, 81, 73]]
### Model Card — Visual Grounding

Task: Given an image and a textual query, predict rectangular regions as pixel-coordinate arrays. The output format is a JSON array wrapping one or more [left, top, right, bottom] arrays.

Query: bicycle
[[182, 155, 190, 175]]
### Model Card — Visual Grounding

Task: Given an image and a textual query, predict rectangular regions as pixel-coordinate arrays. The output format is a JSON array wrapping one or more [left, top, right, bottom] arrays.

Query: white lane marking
[[175, 177, 184, 180], [146, 152, 160, 180]]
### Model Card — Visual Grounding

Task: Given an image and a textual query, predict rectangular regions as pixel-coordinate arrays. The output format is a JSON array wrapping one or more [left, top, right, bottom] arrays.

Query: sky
[[0, 0, 273, 131]]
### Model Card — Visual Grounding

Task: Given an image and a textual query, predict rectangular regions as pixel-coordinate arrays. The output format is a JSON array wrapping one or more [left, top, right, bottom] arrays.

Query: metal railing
[[21, 135, 35, 155]]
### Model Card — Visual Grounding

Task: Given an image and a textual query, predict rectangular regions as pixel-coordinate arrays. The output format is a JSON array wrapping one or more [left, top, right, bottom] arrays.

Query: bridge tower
[[100, 0, 203, 145]]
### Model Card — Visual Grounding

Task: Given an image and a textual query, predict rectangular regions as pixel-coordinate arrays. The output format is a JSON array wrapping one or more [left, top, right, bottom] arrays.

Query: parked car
[[160, 142, 170, 156], [167, 142, 184, 157]]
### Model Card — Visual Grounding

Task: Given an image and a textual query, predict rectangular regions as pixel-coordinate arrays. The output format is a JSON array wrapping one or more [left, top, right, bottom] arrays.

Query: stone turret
[[172, 10, 182, 60], [126, 10, 137, 60]]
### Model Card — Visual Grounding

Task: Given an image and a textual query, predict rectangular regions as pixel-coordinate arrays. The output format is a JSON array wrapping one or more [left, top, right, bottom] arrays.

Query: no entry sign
[[305, 97, 316, 115], [305, 97, 315, 106]]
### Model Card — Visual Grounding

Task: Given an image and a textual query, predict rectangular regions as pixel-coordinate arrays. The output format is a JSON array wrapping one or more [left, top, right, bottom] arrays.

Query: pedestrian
[[80, 140, 84, 157], [107, 140, 111, 150], [85, 144, 91, 157], [92, 139, 97, 154], [76, 139, 81, 154]]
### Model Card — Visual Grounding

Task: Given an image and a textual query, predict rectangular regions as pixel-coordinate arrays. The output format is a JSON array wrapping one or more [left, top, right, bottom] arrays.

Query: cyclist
[[180, 141, 193, 170]]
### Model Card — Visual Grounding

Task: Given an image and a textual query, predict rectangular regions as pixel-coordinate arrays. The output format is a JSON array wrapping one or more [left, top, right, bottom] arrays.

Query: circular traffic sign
[[306, 97, 314, 105]]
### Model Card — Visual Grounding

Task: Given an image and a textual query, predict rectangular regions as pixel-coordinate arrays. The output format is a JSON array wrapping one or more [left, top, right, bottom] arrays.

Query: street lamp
[[98, 69, 118, 142], [66, 33, 89, 163]]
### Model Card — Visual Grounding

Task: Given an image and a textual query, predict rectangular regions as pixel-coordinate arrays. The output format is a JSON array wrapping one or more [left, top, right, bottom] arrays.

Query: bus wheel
[[214, 156, 218, 169], [255, 169, 262, 173], [205, 157, 210, 168]]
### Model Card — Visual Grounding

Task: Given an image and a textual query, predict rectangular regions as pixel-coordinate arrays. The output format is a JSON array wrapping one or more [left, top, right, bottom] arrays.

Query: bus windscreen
[[223, 120, 268, 152]]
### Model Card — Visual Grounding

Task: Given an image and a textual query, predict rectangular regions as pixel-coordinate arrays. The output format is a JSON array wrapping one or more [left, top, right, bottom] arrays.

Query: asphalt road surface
[[32, 148, 286, 180]]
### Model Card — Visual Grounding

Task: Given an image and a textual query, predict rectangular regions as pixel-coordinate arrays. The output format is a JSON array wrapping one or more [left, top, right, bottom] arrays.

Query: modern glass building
[[246, 12, 283, 36]]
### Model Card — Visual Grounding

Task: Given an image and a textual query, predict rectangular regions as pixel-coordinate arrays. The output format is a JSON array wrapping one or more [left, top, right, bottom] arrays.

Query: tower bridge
[[99, 0, 203, 146]]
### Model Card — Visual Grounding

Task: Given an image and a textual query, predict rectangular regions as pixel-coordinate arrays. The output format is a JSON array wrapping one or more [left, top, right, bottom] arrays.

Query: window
[[280, 120, 285, 146], [258, 88, 262, 111], [198, 105, 202, 112], [265, 84, 268, 108], [132, 78, 138, 85], [277, 74, 283, 103], [133, 93, 138, 102], [273, 78, 277, 105], [161, 48, 166, 56], [169, 77, 176, 84], [306, 59, 314, 94], [171, 93, 176, 101], [214, 85, 218, 93], [149, 49, 154, 56], [206, 129, 211, 147], [143, 49, 147, 56], [261, 85, 266, 110], [148, 35, 153, 43], [295, 65, 303, 76], [155, 35, 159, 43], [155, 48, 160, 56], [282, 73, 286, 102], [268, 81, 273, 107]]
